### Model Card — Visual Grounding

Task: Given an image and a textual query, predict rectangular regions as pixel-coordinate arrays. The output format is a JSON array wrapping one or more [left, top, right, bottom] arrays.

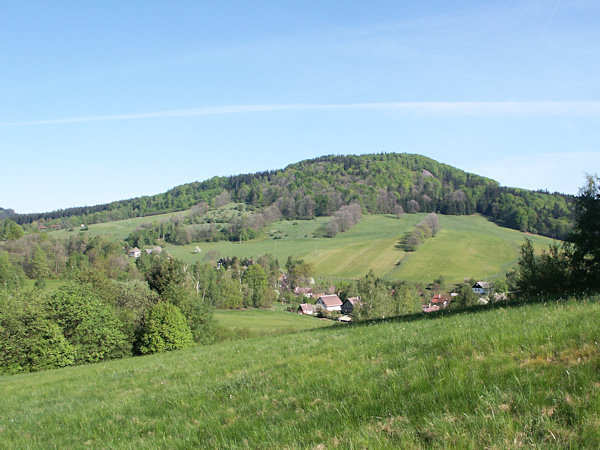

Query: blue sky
[[1, 0, 599, 213]]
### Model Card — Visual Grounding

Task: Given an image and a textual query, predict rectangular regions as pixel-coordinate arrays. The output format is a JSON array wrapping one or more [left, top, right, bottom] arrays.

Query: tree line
[[510, 175, 600, 295]]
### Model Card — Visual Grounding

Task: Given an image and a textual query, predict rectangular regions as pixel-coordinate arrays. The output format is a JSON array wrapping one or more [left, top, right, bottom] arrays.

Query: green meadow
[[1, 295, 598, 448], [49, 210, 185, 241], [165, 214, 555, 284], [215, 308, 330, 337], [50, 212, 556, 283]]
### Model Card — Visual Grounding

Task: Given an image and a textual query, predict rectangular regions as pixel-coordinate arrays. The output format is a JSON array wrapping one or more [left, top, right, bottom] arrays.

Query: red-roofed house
[[315, 294, 343, 312]]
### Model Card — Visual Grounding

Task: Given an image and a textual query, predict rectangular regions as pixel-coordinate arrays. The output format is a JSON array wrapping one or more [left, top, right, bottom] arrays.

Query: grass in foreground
[[1, 295, 599, 448]]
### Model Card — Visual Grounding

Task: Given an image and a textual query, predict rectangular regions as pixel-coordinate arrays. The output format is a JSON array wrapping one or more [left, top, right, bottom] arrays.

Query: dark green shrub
[[44, 282, 128, 363], [0, 296, 74, 374], [135, 302, 194, 355]]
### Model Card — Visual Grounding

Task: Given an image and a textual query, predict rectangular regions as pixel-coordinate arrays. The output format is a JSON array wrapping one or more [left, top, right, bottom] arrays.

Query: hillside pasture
[[1, 296, 598, 447], [47, 211, 557, 283], [167, 214, 555, 283]]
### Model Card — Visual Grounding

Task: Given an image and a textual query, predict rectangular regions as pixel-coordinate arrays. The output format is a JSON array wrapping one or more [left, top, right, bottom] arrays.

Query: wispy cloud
[[2, 101, 600, 127]]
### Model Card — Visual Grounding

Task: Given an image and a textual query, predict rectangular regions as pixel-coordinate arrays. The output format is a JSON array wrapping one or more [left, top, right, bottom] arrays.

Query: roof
[[294, 287, 313, 295], [298, 303, 315, 312], [431, 294, 450, 304], [473, 281, 490, 289], [317, 294, 343, 307], [345, 296, 362, 305]]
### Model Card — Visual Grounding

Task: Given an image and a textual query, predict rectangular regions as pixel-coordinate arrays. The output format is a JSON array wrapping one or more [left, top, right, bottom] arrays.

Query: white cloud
[[2, 101, 600, 127]]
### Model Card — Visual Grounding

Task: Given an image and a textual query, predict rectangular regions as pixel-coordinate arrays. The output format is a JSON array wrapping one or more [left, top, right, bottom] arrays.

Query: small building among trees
[[128, 247, 142, 258], [472, 281, 490, 295], [341, 296, 362, 315]]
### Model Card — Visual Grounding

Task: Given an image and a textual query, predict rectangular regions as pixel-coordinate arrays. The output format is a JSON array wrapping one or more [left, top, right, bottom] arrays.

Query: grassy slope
[[49, 210, 185, 241], [48, 212, 556, 283], [1, 296, 599, 448], [166, 214, 554, 283]]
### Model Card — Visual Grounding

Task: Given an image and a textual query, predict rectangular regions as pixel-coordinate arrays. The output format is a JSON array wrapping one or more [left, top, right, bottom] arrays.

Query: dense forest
[[7, 153, 574, 239]]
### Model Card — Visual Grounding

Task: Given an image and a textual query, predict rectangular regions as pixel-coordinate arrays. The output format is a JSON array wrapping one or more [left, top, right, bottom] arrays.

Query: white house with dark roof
[[472, 281, 490, 295]]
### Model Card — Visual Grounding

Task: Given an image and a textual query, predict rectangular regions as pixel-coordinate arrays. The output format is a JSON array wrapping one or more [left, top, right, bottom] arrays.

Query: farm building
[[315, 295, 343, 312], [297, 304, 315, 315], [294, 287, 313, 298], [472, 281, 490, 295], [128, 247, 142, 258], [341, 296, 362, 314]]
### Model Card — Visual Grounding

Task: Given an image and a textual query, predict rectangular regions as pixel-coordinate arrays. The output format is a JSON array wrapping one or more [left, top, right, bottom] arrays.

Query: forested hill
[[0, 208, 14, 220], [9, 153, 573, 238]]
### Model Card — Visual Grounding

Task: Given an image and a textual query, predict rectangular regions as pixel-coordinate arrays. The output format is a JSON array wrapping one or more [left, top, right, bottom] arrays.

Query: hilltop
[[9, 153, 573, 239], [1, 295, 598, 447]]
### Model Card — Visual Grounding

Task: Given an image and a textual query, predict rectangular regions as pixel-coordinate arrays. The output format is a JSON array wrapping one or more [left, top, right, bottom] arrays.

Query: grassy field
[[1, 295, 598, 447], [215, 308, 330, 336], [47, 211, 556, 283], [166, 214, 555, 283], [49, 210, 186, 241]]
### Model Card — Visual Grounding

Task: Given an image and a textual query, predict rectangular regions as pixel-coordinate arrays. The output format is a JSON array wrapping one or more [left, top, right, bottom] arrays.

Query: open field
[[1, 295, 598, 447], [166, 214, 555, 283], [215, 308, 330, 336], [48, 210, 186, 241], [48, 211, 557, 283]]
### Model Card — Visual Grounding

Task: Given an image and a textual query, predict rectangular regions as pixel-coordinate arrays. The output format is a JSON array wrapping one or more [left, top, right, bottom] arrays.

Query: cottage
[[294, 286, 313, 298], [315, 294, 343, 312], [297, 303, 315, 315], [472, 281, 490, 295], [431, 294, 450, 308], [341, 296, 362, 315], [423, 293, 450, 313], [128, 247, 142, 258]]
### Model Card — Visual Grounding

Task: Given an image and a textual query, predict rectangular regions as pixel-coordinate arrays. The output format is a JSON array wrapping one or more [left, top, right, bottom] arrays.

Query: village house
[[423, 293, 450, 313], [341, 296, 362, 315], [297, 303, 315, 315], [472, 281, 490, 295], [294, 287, 313, 298], [128, 247, 142, 258], [315, 294, 343, 312]]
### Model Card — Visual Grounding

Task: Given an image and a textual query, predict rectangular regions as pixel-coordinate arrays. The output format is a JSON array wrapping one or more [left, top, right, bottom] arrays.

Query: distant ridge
[[0, 207, 14, 220], [6, 153, 574, 239]]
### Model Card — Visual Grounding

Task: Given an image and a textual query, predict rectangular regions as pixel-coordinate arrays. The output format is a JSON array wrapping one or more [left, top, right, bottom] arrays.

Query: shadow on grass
[[395, 231, 416, 252], [299, 290, 600, 336]]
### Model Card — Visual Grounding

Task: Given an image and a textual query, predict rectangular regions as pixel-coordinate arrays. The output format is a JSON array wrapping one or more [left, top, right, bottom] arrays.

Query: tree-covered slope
[[0, 208, 14, 221], [8, 153, 574, 238]]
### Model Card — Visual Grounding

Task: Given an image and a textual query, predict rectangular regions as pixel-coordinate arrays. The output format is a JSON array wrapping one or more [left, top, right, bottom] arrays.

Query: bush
[[44, 283, 128, 364], [0, 295, 74, 374], [135, 302, 194, 355]]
